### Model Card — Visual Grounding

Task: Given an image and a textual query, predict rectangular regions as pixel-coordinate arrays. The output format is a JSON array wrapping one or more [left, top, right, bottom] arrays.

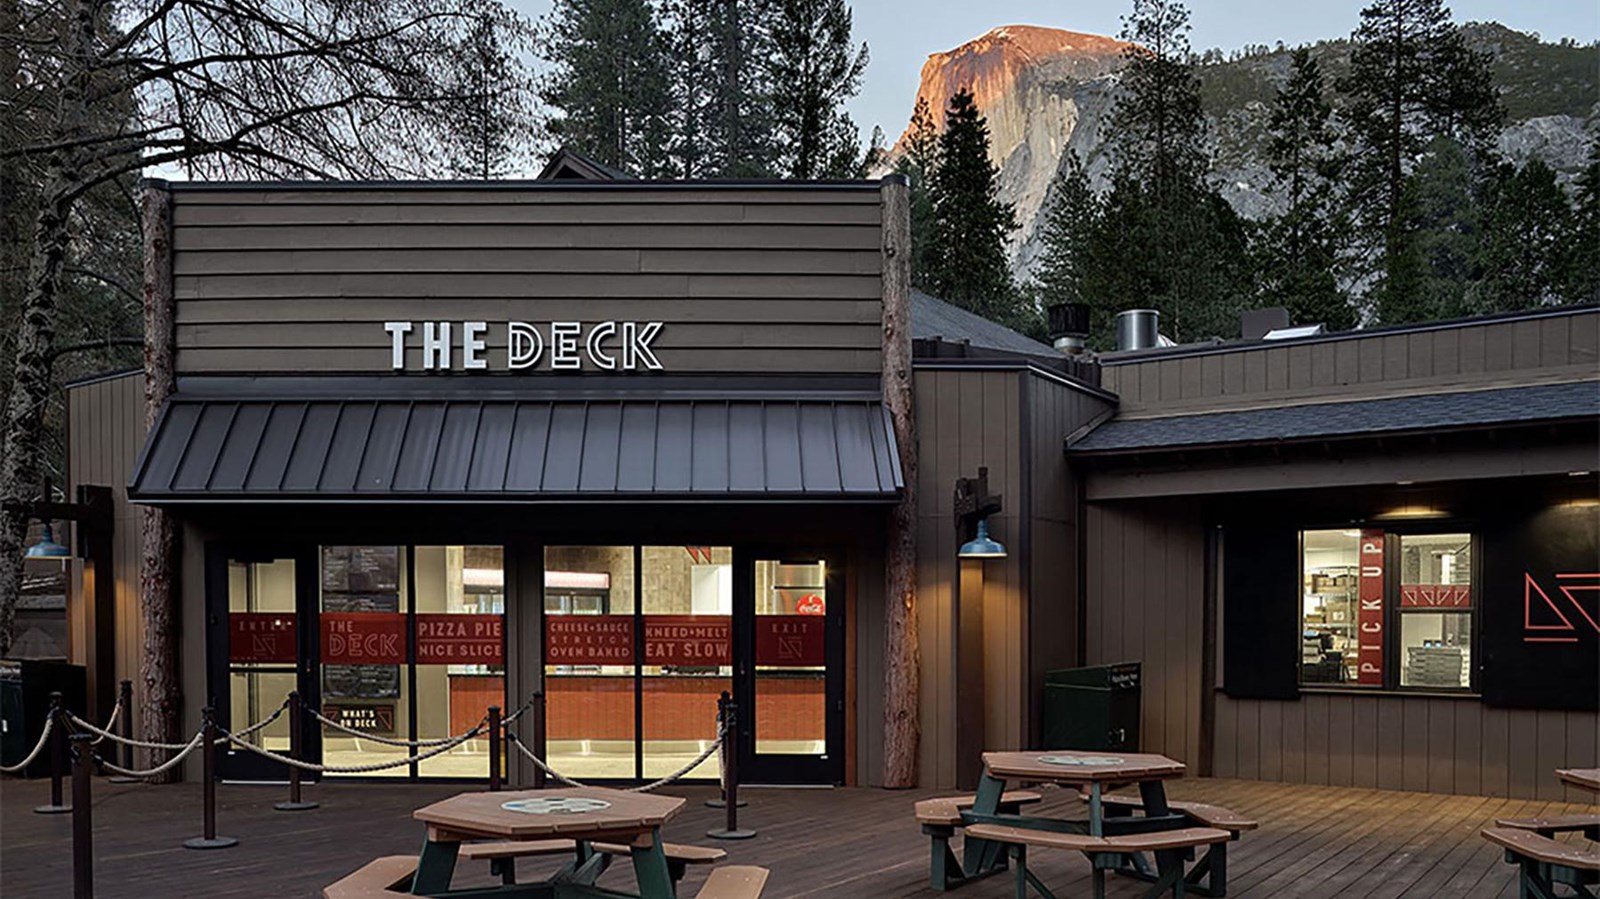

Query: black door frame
[[205, 540, 320, 782], [733, 545, 846, 786]]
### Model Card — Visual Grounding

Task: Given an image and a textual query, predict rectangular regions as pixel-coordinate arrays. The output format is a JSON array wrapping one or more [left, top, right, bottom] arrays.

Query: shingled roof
[[911, 289, 1057, 359], [1069, 379, 1600, 454]]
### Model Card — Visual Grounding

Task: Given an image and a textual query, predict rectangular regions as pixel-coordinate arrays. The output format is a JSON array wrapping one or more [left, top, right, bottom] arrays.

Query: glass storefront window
[[414, 546, 505, 777], [1398, 534, 1473, 689], [1300, 530, 1365, 686], [319, 546, 409, 777], [226, 558, 296, 754], [641, 546, 732, 779], [544, 546, 636, 779], [754, 560, 828, 757]]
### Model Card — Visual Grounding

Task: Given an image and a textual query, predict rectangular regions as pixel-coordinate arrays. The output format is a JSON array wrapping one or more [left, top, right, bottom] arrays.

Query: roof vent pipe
[[1115, 309, 1161, 352], [1047, 302, 1091, 355]]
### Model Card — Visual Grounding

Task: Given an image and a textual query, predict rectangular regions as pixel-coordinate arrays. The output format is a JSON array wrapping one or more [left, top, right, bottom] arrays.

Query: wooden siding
[[168, 186, 885, 375], [1215, 694, 1600, 804], [1084, 500, 1206, 769], [65, 372, 146, 694], [1102, 308, 1600, 415], [912, 365, 1112, 787]]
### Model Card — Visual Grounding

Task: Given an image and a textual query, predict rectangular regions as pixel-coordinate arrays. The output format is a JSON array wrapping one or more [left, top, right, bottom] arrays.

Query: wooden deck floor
[[2, 775, 1595, 897]]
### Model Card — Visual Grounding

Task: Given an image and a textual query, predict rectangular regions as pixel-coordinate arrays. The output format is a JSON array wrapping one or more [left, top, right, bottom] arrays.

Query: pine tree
[[1381, 137, 1481, 323], [543, 0, 673, 177], [896, 96, 939, 291], [449, 13, 534, 180], [660, 0, 715, 178], [1034, 151, 1101, 310], [859, 124, 888, 176], [1255, 47, 1353, 329], [1474, 158, 1573, 313], [1090, 0, 1247, 343], [663, 0, 780, 178], [768, 0, 869, 179], [925, 89, 1018, 317], [1341, 0, 1502, 316], [1560, 141, 1600, 305]]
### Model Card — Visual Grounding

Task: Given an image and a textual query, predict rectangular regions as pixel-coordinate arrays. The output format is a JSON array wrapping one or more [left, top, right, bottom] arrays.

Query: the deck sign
[[1357, 529, 1385, 685], [384, 321, 664, 372]]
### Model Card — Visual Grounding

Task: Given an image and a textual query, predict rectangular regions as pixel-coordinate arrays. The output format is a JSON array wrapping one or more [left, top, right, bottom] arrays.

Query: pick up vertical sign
[[1357, 529, 1385, 685]]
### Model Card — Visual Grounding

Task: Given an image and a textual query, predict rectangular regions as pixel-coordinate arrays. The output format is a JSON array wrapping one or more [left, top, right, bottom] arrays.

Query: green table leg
[[963, 773, 1010, 878], [631, 828, 676, 899], [412, 838, 460, 895]]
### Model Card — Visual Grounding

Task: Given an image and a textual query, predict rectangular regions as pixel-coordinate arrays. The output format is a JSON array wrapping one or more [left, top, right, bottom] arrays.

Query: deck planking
[[1, 776, 1595, 897]]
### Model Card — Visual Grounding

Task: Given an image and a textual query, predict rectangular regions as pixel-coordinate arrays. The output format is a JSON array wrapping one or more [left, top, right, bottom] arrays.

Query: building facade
[[56, 172, 1598, 797]]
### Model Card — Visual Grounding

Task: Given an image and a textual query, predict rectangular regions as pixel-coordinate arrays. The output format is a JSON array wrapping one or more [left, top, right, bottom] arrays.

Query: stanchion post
[[70, 734, 94, 899], [488, 705, 502, 792], [106, 680, 137, 784], [34, 692, 70, 814], [705, 692, 746, 810], [532, 691, 546, 790], [708, 692, 754, 840], [184, 707, 238, 849], [275, 692, 317, 811]]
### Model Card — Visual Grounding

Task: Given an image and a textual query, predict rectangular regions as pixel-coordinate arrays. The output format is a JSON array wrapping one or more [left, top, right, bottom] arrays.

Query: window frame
[[1297, 521, 1482, 696]]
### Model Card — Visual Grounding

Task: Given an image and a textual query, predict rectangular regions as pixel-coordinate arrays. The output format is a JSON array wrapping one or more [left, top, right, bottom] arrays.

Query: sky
[[510, 0, 1598, 148]]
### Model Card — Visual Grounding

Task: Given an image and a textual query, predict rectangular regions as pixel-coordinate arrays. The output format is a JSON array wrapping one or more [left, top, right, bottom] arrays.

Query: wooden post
[[879, 175, 920, 789], [138, 180, 181, 783], [487, 705, 502, 792]]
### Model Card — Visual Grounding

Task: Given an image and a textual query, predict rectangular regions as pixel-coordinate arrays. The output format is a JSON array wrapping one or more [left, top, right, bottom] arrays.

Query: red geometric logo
[[1400, 584, 1472, 608], [1524, 573, 1600, 643]]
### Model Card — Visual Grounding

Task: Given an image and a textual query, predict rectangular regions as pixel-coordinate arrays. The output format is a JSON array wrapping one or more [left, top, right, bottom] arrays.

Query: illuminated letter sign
[[384, 321, 663, 372]]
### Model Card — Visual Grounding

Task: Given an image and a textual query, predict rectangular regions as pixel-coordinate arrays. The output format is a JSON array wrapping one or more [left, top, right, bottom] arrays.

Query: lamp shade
[[958, 517, 1006, 559], [24, 522, 69, 559]]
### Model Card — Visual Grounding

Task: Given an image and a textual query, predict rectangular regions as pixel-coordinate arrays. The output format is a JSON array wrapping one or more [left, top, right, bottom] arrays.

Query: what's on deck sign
[[384, 321, 665, 372]]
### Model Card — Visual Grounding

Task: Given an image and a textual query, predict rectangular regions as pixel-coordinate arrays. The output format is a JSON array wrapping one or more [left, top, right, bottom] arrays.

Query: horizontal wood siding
[[1084, 500, 1205, 768], [1101, 308, 1600, 415], [65, 372, 146, 691], [1214, 694, 1600, 802], [913, 368, 1024, 788], [169, 186, 885, 375]]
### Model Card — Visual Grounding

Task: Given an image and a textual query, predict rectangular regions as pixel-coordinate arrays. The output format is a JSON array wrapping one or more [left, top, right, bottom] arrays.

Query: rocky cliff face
[[887, 22, 1598, 284], [891, 26, 1131, 275]]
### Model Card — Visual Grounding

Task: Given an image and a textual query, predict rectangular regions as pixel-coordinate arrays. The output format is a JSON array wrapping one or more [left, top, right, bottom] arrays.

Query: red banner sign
[[1357, 529, 1385, 685], [321, 612, 406, 665], [756, 615, 826, 666], [321, 703, 395, 734], [417, 613, 503, 665], [1400, 584, 1472, 608], [645, 615, 731, 666], [545, 615, 635, 665], [229, 612, 297, 663]]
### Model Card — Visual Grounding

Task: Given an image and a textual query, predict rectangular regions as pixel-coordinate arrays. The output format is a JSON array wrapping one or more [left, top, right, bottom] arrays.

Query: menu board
[[320, 546, 402, 699]]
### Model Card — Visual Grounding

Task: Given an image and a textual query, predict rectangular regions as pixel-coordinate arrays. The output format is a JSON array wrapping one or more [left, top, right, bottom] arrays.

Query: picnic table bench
[[1481, 826, 1599, 899], [459, 838, 727, 885], [324, 855, 766, 899], [966, 823, 1232, 899]]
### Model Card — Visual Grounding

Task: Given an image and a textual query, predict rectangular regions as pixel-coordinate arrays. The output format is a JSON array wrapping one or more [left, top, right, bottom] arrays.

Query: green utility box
[[1042, 662, 1141, 752]]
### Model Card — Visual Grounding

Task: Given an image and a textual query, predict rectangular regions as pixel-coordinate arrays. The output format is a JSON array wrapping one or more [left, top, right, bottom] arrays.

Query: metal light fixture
[[24, 522, 70, 559], [958, 517, 1006, 559]]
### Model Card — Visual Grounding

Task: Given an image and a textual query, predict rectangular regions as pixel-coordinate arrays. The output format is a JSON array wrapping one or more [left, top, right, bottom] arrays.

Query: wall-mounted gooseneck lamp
[[954, 467, 1005, 559]]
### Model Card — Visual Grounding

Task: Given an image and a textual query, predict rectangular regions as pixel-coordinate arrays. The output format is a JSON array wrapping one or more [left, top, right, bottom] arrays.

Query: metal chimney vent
[[1047, 303, 1091, 355], [1115, 309, 1160, 352]]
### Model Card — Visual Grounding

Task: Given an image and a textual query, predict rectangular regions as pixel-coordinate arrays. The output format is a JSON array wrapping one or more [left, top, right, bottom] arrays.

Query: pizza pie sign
[[796, 594, 825, 615]]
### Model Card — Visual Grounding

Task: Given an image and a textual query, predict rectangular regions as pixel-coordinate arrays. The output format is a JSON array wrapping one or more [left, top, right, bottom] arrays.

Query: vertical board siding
[[1103, 308, 1599, 414], [1210, 695, 1597, 800], [65, 372, 147, 690], [1083, 500, 1205, 767], [170, 186, 884, 375]]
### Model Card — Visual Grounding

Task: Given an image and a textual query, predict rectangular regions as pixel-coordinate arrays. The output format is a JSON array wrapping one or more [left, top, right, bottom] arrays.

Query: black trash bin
[[0, 659, 87, 777], [1042, 662, 1140, 752]]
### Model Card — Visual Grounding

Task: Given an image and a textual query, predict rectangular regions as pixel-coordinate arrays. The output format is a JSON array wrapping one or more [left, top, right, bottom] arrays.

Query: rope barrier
[[500, 691, 540, 726], [66, 712, 194, 751], [87, 701, 120, 746], [503, 721, 725, 793], [0, 714, 54, 774], [219, 698, 289, 744], [92, 731, 205, 779], [307, 706, 478, 747], [220, 718, 487, 774]]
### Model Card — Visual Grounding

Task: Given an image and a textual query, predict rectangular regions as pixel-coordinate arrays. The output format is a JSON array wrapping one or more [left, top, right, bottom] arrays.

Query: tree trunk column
[[138, 180, 180, 782], [879, 175, 920, 789]]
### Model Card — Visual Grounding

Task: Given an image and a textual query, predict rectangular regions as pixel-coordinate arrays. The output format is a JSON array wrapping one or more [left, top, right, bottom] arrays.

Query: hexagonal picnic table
[[409, 787, 686, 898]]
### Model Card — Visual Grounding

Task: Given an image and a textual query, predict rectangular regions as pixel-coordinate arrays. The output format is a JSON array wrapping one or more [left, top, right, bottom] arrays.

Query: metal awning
[[130, 395, 902, 502]]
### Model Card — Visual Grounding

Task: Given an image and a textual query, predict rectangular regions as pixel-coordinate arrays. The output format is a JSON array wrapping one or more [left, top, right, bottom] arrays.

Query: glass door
[[211, 548, 312, 781], [738, 552, 844, 784]]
